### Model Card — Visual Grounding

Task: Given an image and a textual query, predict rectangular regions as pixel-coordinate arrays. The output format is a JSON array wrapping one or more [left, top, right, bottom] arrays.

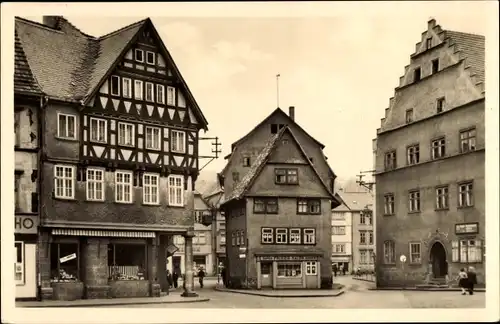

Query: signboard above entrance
[[256, 255, 319, 262]]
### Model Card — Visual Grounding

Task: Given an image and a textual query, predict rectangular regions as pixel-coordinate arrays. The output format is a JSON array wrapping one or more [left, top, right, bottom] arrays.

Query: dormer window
[[405, 109, 413, 123], [135, 49, 144, 63], [426, 37, 432, 50], [146, 51, 155, 65], [414, 67, 421, 82], [243, 157, 251, 167], [271, 124, 278, 134]]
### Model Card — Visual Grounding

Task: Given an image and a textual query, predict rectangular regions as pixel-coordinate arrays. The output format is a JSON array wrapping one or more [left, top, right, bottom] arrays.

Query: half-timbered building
[[15, 16, 209, 300]]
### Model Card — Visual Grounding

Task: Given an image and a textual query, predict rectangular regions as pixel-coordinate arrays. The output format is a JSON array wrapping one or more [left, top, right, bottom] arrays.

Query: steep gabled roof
[[221, 126, 340, 208], [14, 30, 43, 96], [334, 191, 373, 212]]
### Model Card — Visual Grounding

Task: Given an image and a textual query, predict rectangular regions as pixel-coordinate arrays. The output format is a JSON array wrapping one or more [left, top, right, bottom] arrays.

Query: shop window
[[108, 243, 147, 281], [14, 242, 24, 284], [277, 263, 302, 278], [305, 261, 317, 275], [193, 256, 206, 271], [50, 242, 80, 282]]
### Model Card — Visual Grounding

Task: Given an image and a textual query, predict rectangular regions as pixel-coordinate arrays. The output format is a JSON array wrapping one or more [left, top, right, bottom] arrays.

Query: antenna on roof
[[276, 73, 281, 108], [355, 170, 376, 192]]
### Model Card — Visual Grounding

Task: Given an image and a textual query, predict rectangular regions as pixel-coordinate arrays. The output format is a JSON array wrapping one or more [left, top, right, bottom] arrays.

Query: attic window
[[426, 37, 432, 50], [413, 67, 421, 82], [405, 109, 413, 123], [135, 49, 144, 63], [243, 157, 251, 167], [432, 59, 439, 74], [110, 75, 120, 96], [271, 124, 278, 134], [146, 51, 155, 65], [436, 97, 445, 113]]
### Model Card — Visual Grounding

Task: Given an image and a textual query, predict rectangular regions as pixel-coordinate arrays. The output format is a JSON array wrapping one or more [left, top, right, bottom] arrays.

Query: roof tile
[[444, 30, 485, 85], [14, 30, 42, 95]]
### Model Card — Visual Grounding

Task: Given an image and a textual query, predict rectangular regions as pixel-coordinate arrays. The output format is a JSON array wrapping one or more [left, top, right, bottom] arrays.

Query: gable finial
[[276, 73, 281, 108]]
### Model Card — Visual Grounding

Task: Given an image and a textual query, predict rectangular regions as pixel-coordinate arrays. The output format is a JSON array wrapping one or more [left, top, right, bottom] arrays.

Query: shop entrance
[[260, 262, 273, 288], [430, 242, 448, 278]]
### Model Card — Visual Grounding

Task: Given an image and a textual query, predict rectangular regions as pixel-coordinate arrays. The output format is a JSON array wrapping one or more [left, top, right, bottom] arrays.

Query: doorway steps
[[416, 278, 449, 289]]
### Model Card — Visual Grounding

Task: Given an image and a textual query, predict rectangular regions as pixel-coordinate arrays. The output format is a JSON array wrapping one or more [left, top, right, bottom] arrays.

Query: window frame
[[261, 228, 274, 244], [135, 48, 144, 63], [167, 86, 176, 106], [303, 228, 316, 245], [431, 137, 446, 159], [156, 84, 165, 105], [167, 174, 184, 207], [436, 97, 445, 113], [170, 130, 186, 154], [413, 67, 421, 82], [57, 113, 77, 140], [435, 185, 449, 210], [334, 243, 345, 254], [146, 51, 156, 65], [409, 242, 422, 264], [383, 240, 396, 264], [408, 189, 421, 213], [458, 181, 474, 208], [459, 128, 477, 153], [253, 198, 279, 214], [426, 37, 432, 50], [296, 198, 321, 214], [143, 173, 160, 205], [117, 121, 135, 147], [332, 226, 346, 235], [405, 109, 413, 123], [86, 167, 105, 201], [110, 75, 120, 96], [275, 228, 288, 244], [89, 117, 107, 143], [243, 157, 251, 167], [406, 144, 420, 165], [145, 126, 161, 151], [305, 261, 317, 275], [122, 77, 132, 99], [458, 239, 483, 263], [289, 228, 301, 244], [145, 82, 154, 102], [384, 193, 395, 215], [108, 242, 148, 281], [54, 165, 75, 199], [359, 230, 366, 245], [115, 170, 133, 203], [274, 168, 299, 185], [431, 58, 439, 74], [134, 80, 143, 100], [384, 151, 397, 170]]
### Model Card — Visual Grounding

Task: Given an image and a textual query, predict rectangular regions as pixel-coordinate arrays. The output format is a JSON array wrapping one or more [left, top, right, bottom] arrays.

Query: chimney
[[43, 16, 61, 29], [428, 18, 436, 29], [289, 106, 295, 121]]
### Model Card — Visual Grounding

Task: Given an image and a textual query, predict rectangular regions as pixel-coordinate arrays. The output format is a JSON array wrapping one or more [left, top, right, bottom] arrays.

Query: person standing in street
[[172, 270, 179, 289], [166, 269, 173, 289], [333, 263, 338, 277], [198, 267, 206, 288], [456, 268, 468, 295], [466, 266, 477, 295], [221, 266, 227, 287]]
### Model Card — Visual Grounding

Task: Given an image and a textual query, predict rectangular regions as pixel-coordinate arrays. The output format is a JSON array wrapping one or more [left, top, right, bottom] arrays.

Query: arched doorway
[[430, 242, 448, 278]]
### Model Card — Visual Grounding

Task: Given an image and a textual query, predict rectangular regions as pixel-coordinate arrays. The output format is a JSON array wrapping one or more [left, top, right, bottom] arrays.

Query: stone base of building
[[52, 282, 84, 301], [40, 287, 54, 301], [150, 283, 161, 297], [85, 285, 110, 299]]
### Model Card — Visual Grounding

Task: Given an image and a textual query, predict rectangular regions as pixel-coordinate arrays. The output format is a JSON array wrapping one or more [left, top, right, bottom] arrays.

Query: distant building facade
[[219, 107, 340, 289], [374, 19, 485, 287], [203, 187, 226, 273], [330, 202, 352, 273]]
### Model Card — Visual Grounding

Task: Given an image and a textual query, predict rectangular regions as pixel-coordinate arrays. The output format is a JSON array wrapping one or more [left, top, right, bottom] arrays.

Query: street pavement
[[107, 276, 485, 309]]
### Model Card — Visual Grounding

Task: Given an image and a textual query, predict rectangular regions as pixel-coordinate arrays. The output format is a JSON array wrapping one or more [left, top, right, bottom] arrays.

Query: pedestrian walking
[[456, 268, 468, 295], [342, 265, 347, 276], [466, 266, 477, 295], [221, 266, 227, 287], [332, 263, 338, 277], [198, 267, 206, 288], [172, 270, 179, 289], [166, 269, 173, 289], [339, 264, 344, 276]]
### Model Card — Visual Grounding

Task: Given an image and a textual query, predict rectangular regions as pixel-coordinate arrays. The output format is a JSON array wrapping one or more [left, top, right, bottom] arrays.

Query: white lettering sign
[[239, 254, 246, 259], [60, 253, 76, 263]]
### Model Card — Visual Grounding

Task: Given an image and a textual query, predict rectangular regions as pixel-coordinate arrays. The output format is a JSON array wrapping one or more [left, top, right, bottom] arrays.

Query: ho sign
[[14, 215, 39, 234]]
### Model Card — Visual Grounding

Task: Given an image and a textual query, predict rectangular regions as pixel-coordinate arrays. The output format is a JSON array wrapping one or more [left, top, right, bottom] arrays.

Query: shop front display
[[256, 255, 321, 289]]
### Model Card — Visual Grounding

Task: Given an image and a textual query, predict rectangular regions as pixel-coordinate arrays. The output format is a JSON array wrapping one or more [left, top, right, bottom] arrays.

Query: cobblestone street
[[107, 276, 485, 309]]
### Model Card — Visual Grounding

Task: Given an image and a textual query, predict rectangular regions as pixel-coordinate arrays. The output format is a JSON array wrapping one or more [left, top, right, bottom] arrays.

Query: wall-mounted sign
[[257, 255, 319, 262], [14, 215, 39, 234], [455, 223, 479, 235], [60, 253, 76, 263]]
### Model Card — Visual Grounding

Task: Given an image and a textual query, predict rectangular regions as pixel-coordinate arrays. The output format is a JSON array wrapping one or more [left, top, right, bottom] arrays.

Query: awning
[[51, 228, 155, 238]]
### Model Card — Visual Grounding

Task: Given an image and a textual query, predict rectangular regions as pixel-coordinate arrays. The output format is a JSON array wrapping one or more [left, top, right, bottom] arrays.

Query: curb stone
[[17, 298, 211, 308], [213, 287, 346, 298], [367, 287, 486, 292]]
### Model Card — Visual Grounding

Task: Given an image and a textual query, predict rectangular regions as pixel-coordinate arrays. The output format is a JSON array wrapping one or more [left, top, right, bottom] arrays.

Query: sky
[[21, 2, 494, 180]]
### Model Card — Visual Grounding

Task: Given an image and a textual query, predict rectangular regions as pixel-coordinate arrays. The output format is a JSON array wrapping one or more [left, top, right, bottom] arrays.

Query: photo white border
[[2, 1, 498, 323]]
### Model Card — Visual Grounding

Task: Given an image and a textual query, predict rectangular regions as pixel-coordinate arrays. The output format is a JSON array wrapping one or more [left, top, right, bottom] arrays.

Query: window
[[146, 51, 155, 65], [305, 261, 317, 275], [232, 172, 239, 182], [171, 130, 185, 153], [253, 198, 278, 214], [435, 186, 449, 209], [270, 124, 278, 134], [54, 165, 74, 199], [414, 67, 421, 82], [261, 228, 274, 244], [236, 231, 241, 245], [332, 226, 346, 235], [368, 231, 374, 245], [409, 242, 421, 264], [383, 240, 395, 264], [303, 228, 316, 244], [431, 137, 446, 159], [277, 263, 302, 278], [458, 181, 473, 207], [276, 228, 288, 244], [220, 230, 226, 245], [108, 243, 147, 281], [135, 49, 144, 63], [460, 128, 476, 153], [86, 168, 104, 201], [57, 114, 76, 139], [134, 80, 143, 100], [407, 145, 420, 165], [122, 78, 132, 98], [50, 242, 79, 282], [359, 250, 368, 264], [408, 190, 421, 212], [275, 168, 298, 184], [436, 97, 445, 113], [194, 232, 206, 245], [334, 244, 345, 253], [143, 173, 159, 205], [459, 239, 483, 263], [243, 157, 251, 167], [167, 86, 176, 106], [240, 231, 246, 246], [168, 175, 184, 206], [360, 211, 373, 225], [332, 212, 345, 220], [118, 122, 134, 147], [297, 199, 321, 214], [14, 242, 24, 284], [405, 109, 413, 123], [426, 37, 432, 49], [14, 111, 20, 146], [110, 75, 120, 96], [289, 228, 301, 244], [145, 82, 154, 102], [384, 151, 396, 170], [90, 118, 107, 143], [384, 194, 395, 215], [231, 232, 236, 246], [115, 171, 133, 203], [145, 126, 161, 150], [432, 59, 439, 74], [360, 231, 366, 245], [156, 84, 165, 104]]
